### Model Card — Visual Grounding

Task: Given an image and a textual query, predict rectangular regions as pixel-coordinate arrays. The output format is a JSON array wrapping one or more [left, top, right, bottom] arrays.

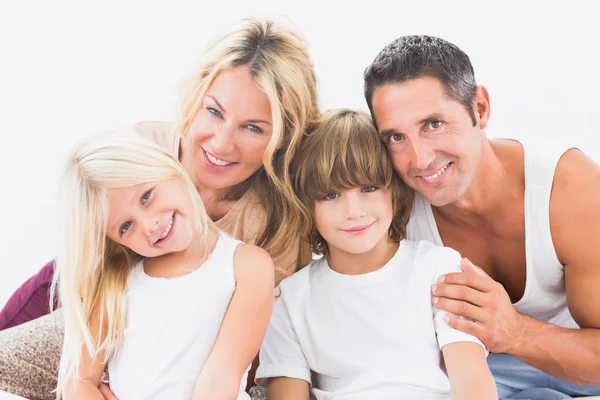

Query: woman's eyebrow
[[206, 95, 226, 113]]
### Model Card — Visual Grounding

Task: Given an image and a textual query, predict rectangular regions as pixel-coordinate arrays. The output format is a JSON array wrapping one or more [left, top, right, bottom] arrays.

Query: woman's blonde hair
[[179, 17, 320, 276], [292, 109, 414, 256], [51, 132, 210, 397]]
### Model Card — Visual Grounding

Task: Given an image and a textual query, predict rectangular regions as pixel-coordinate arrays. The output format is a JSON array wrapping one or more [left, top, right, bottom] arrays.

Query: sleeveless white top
[[108, 233, 250, 399], [406, 143, 578, 329]]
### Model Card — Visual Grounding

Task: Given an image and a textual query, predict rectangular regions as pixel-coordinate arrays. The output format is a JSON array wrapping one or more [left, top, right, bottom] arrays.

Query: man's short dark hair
[[364, 35, 478, 127]]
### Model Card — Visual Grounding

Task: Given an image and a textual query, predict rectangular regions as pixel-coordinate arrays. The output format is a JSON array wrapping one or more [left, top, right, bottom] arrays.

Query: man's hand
[[431, 258, 527, 353], [98, 373, 119, 400]]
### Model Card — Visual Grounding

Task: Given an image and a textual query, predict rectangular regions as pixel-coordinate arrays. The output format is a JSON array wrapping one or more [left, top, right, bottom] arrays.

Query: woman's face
[[183, 66, 275, 192]]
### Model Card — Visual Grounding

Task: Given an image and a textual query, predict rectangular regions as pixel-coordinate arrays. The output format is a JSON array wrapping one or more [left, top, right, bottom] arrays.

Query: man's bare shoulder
[[551, 148, 600, 264]]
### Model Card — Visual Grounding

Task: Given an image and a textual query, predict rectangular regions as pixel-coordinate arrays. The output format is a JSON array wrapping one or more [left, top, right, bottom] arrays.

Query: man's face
[[371, 76, 486, 207]]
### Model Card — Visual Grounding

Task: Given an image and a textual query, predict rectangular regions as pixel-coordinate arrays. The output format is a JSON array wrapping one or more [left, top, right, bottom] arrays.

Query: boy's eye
[[324, 193, 340, 201], [141, 189, 152, 204], [362, 186, 378, 193], [120, 221, 132, 235]]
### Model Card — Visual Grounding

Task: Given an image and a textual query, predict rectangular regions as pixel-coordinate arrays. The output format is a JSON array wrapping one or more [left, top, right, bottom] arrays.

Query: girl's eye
[[324, 193, 340, 201], [141, 189, 152, 205], [428, 121, 443, 130], [362, 186, 378, 193], [207, 107, 222, 118], [245, 124, 263, 134], [120, 221, 132, 235]]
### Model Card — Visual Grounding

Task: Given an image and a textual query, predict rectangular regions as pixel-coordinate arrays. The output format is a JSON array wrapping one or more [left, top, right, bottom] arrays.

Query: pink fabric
[[0, 261, 55, 331]]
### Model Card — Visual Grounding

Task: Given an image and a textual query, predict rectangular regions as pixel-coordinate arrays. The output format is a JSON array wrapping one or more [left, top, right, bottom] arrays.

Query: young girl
[[255, 110, 497, 399], [52, 132, 274, 400]]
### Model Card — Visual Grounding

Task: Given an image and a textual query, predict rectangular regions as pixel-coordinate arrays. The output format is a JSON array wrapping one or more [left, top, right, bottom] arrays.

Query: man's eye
[[389, 134, 403, 143], [362, 186, 378, 193], [120, 221, 132, 235], [324, 193, 340, 200], [141, 189, 152, 204], [429, 121, 443, 130]]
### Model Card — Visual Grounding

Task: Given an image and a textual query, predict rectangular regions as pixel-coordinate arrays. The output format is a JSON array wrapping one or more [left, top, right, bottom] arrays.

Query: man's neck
[[327, 236, 399, 276], [436, 139, 524, 226]]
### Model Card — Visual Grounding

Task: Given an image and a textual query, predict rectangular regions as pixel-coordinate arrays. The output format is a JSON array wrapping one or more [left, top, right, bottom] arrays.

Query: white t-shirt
[[256, 240, 486, 399], [108, 233, 250, 400]]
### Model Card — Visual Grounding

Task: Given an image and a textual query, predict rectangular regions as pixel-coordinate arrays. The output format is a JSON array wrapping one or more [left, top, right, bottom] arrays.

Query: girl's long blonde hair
[[179, 17, 321, 276], [51, 132, 210, 397]]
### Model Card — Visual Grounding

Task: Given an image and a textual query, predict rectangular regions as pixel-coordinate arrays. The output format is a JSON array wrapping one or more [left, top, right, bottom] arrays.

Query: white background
[[0, 0, 598, 306]]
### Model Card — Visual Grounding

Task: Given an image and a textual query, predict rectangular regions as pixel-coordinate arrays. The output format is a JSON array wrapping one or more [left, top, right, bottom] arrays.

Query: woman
[[0, 16, 320, 400]]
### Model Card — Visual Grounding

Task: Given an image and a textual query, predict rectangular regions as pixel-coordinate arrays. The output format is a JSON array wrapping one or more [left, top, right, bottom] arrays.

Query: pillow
[[0, 261, 55, 331]]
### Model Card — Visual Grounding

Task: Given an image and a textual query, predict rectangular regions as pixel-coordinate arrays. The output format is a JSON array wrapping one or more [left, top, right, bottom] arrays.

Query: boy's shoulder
[[400, 239, 463, 274], [276, 258, 324, 301], [404, 239, 461, 259]]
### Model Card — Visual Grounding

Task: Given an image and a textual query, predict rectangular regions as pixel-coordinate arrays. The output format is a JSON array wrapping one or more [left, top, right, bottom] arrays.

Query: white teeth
[[423, 163, 450, 182], [206, 152, 232, 166], [159, 216, 173, 240]]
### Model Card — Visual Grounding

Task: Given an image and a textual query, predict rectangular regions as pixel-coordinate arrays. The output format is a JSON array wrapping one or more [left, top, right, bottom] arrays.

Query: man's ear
[[474, 85, 491, 130]]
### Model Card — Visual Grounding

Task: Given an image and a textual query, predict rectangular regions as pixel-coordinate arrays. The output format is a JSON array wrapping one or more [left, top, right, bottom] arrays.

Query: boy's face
[[105, 179, 195, 258], [314, 186, 394, 257]]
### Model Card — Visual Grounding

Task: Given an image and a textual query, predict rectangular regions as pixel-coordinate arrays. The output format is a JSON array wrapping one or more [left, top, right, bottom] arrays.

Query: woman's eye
[[141, 189, 152, 205], [120, 221, 132, 235], [207, 107, 222, 117], [324, 193, 340, 201], [245, 124, 263, 134], [362, 186, 378, 193], [428, 121, 443, 130]]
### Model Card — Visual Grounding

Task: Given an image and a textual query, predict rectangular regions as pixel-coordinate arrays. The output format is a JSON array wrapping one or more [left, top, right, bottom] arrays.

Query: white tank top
[[108, 233, 251, 399], [406, 143, 578, 329]]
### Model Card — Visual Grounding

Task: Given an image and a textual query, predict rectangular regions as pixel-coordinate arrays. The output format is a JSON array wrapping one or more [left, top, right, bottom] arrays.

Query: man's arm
[[442, 342, 497, 400], [431, 149, 600, 384], [514, 148, 600, 383]]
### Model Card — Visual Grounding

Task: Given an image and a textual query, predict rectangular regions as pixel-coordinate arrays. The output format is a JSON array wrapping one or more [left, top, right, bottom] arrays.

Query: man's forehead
[[372, 78, 459, 127]]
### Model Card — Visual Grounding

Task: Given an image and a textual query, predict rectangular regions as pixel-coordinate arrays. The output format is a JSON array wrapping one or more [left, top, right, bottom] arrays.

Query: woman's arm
[[442, 342, 497, 400], [267, 377, 310, 400], [192, 243, 275, 400]]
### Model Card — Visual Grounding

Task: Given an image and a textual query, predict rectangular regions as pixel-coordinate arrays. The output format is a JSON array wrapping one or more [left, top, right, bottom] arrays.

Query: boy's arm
[[267, 377, 310, 400], [442, 342, 497, 400], [192, 244, 274, 400]]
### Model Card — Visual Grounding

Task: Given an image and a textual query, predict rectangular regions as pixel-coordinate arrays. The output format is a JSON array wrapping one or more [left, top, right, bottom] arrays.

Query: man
[[364, 35, 600, 399]]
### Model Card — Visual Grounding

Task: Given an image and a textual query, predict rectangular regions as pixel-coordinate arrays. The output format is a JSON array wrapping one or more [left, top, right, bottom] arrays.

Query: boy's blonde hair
[[292, 109, 414, 256], [51, 132, 211, 397], [179, 17, 320, 275]]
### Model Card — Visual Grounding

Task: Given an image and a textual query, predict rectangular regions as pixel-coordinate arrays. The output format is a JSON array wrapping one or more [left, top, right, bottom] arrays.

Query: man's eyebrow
[[419, 113, 445, 125], [380, 128, 401, 137]]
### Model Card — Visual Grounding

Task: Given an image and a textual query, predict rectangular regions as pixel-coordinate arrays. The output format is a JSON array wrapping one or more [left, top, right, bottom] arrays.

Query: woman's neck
[[327, 235, 399, 276]]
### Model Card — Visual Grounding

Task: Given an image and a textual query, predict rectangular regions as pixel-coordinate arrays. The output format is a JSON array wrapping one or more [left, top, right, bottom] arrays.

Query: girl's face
[[314, 186, 394, 258], [183, 66, 275, 191], [105, 179, 195, 257]]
